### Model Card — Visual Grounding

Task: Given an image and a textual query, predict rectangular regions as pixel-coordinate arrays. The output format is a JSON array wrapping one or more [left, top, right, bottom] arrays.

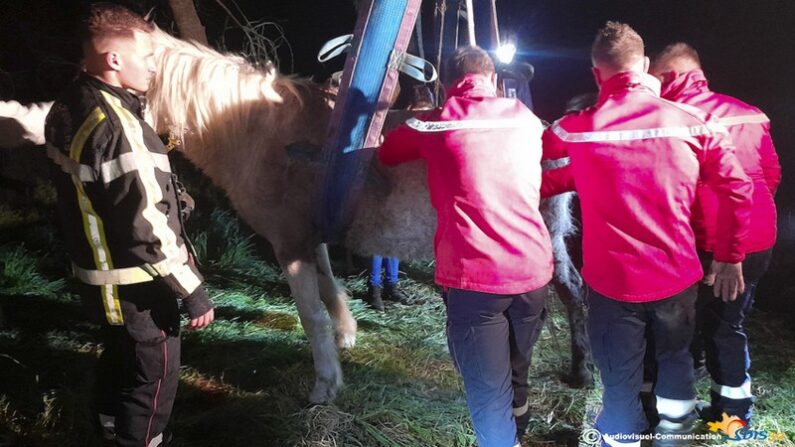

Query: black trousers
[[80, 282, 181, 447]]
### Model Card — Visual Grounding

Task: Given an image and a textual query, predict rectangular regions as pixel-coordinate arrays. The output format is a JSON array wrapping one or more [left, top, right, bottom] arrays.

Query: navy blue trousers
[[444, 285, 548, 447], [588, 285, 697, 440], [695, 249, 772, 422]]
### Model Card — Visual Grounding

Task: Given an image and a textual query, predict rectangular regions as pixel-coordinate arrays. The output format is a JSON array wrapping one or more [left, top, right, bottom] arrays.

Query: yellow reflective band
[[67, 107, 122, 325], [100, 284, 123, 326], [100, 91, 201, 295], [69, 107, 106, 161]]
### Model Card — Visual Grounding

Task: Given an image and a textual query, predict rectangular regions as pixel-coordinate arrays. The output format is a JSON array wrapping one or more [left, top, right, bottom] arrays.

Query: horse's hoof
[[563, 368, 594, 389], [308, 377, 341, 404], [336, 332, 356, 350]]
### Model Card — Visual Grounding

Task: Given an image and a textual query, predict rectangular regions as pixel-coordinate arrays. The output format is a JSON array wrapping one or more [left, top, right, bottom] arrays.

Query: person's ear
[[490, 72, 499, 90], [642, 56, 650, 73], [658, 70, 679, 86], [592, 67, 603, 87], [105, 51, 122, 71]]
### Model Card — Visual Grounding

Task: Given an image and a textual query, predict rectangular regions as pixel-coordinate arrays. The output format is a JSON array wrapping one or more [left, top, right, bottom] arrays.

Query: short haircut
[[651, 42, 702, 72], [79, 3, 153, 45], [591, 21, 645, 72], [444, 46, 495, 85]]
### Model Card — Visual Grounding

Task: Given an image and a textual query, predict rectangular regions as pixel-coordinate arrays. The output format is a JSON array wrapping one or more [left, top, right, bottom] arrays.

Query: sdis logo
[[707, 413, 788, 442]]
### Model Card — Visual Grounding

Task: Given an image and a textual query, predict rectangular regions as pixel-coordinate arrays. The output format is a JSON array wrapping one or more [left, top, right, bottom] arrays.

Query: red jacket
[[542, 72, 752, 302], [661, 69, 780, 254], [379, 74, 553, 294]]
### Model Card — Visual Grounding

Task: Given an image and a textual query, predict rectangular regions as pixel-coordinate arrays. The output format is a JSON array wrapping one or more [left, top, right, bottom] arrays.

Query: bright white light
[[496, 43, 517, 64]]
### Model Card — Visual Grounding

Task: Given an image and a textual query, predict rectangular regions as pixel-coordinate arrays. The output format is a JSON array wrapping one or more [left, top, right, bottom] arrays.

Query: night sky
[[1, 0, 794, 308]]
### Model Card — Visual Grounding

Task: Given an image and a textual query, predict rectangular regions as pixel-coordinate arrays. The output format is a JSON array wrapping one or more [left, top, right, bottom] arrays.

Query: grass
[[0, 180, 793, 446]]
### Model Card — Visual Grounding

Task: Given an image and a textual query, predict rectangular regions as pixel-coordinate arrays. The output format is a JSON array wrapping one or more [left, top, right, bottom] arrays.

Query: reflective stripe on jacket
[[542, 71, 752, 302], [379, 73, 553, 294], [45, 74, 203, 324], [661, 69, 780, 254]]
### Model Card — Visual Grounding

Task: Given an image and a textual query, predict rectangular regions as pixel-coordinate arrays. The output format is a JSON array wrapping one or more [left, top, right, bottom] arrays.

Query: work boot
[[98, 414, 115, 444], [364, 285, 384, 311], [695, 401, 719, 423], [383, 283, 409, 304], [652, 412, 697, 447], [515, 409, 531, 440]]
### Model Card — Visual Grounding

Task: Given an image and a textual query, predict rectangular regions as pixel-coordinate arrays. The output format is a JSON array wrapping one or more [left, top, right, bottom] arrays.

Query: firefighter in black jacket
[[44, 4, 214, 446]]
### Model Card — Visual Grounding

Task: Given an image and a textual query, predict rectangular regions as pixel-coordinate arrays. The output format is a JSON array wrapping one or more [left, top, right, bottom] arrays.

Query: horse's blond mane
[[147, 28, 317, 143]]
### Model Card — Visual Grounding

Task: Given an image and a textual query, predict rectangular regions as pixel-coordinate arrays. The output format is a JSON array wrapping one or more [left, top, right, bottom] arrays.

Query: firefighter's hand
[[182, 286, 215, 330], [706, 261, 745, 302], [187, 308, 214, 331]]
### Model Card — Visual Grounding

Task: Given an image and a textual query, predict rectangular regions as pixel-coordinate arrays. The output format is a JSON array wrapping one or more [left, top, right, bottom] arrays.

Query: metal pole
[[489, 0, 500, 47], [415, 4, 425, 61], [434, 0, 446, 101], [465, 0, 476, 46]]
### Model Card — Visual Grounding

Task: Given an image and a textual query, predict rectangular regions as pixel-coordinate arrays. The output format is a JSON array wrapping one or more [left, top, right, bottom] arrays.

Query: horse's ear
[[144, 7, 155, 23]]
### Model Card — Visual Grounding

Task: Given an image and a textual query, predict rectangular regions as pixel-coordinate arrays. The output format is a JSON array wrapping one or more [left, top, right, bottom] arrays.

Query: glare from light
[[496, 43, 517, 64]]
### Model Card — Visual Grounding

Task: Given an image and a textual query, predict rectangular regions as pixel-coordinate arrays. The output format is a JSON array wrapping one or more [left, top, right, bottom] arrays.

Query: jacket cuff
[[713, 251, 745, 264], [181, 286, 214, 319]]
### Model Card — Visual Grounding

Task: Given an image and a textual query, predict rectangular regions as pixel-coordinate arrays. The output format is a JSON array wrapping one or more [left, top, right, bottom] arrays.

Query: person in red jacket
[[379, 46, 553, 447], [651, 43, 781, 425], [541, 22, 753, 446]]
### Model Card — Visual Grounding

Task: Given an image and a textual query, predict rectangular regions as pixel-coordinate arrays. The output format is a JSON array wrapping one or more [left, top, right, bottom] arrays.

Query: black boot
[[383, 283, 409, 304], [695, 401, 719, 422], [652, 412, 698, 447], [364, 285, 384, 311], [515, 409, 531, 440]]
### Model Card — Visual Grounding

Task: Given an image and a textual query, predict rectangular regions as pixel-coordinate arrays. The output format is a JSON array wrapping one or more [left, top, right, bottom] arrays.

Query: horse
[[0, 28, 592, 403]]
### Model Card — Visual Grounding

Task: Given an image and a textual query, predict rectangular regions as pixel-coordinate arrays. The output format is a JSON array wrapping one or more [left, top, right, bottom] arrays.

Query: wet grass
[[0, 184, 792, 446]]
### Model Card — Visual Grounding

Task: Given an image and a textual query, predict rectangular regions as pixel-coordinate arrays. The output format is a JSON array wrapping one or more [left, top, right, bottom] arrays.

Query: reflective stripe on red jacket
[[542, 72, 752, 302], [379, 74, 553, 294], [661, 69, 780, 254]]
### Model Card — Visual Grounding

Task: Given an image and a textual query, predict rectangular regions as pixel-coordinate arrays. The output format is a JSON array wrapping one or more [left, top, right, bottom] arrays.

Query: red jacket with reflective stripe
[[661, 70, 780, 254], [379, 74, 553, 294], [542, 72, 753, 302]]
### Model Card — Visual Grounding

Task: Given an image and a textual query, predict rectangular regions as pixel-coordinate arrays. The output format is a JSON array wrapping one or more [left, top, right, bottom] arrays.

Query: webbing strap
[[317, 34, 353, 63], [399, 52, 438, 83], [318, 34, 437, 82]]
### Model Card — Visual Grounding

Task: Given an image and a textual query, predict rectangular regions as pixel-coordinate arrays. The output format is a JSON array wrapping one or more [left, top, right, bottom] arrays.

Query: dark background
[[1, 0, 793, 311]]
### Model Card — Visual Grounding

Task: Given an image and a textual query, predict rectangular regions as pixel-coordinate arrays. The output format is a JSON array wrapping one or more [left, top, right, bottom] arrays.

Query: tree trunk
[[167, 0, 208, 45]]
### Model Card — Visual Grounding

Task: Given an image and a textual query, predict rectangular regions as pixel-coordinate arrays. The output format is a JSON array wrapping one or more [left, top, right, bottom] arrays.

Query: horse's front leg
[[552, 269, 593, 389], [315, 243, 357, 349], [279, 255, 343, 403]]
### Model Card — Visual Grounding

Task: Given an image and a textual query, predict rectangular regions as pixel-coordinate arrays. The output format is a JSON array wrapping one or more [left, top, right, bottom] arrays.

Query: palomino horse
[[0, 28, 591, 403]]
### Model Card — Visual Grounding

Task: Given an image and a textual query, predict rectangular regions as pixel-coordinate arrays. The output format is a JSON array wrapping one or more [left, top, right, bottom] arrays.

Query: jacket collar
[[80, 73, 144, 116], [660, 69, 709, 101], [598, 71, 661, 103], [446, 73, 497, 99]]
